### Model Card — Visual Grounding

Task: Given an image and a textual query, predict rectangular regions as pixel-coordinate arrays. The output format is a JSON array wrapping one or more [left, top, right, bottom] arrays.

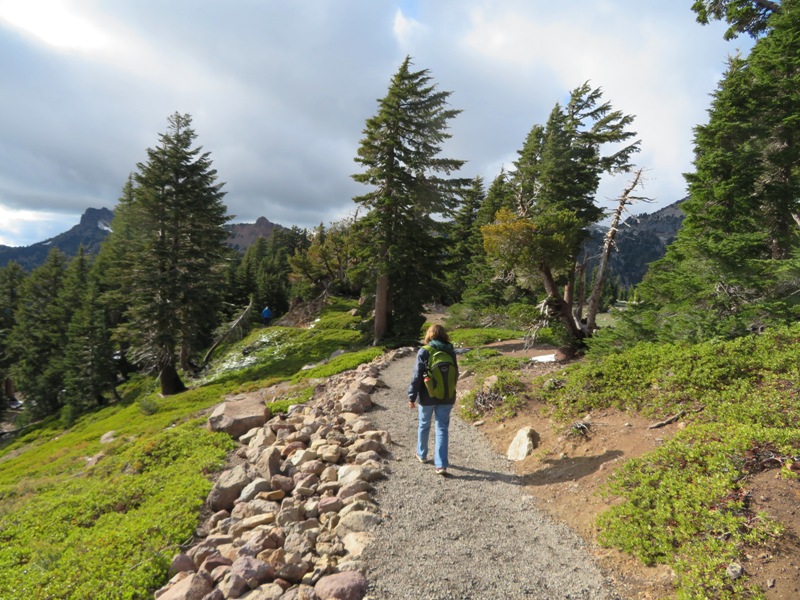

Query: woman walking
[[408, 324, 458, 475]]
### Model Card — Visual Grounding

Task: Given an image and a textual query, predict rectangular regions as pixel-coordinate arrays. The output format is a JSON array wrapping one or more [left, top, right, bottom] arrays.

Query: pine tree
[[115, 112, 230, 395], [443, 177, 485, 303], [692, 0, 781, 39], [462, 171, 519, 308], [0, 261, 26, 417], [61, 280, 117, 424], [352, 56, 468, 342], [630, 0, 800, 342], [8, 248, 68, 417], [483, 83, 640, 343]]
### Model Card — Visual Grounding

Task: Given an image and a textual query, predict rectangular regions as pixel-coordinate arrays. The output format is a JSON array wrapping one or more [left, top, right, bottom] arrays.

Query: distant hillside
[[0, 207, 114, 271], [0, 209, 286, 271], [585, 199, 685, 288]]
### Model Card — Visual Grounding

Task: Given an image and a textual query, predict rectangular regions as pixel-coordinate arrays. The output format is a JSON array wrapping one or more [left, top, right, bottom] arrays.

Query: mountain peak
[[79, 207, 114, 227]]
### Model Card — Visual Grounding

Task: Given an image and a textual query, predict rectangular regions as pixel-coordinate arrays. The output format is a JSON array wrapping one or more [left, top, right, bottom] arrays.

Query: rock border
[[155, 348, 414, 600]]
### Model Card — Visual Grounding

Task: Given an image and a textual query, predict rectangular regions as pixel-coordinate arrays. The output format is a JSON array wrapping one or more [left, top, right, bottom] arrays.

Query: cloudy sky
[[0, 0, 752, 248]]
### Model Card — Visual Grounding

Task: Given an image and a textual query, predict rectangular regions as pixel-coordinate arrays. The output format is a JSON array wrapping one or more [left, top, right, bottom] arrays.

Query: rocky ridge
[[154, 348, 414, 600]]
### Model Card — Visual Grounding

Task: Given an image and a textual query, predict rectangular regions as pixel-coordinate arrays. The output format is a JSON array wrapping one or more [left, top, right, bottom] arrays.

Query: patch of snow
[[530, 354, 557, 363], [98, 220, 112, 232]]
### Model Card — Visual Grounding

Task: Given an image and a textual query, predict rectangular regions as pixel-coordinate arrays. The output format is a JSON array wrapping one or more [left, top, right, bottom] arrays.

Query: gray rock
[[336, 510, 381, 534], [208, 395, 270, 439], [168, 552, 196, 577], [507, 426, 538, 461], [207, 465, 252, 512], [255, 447, 283, 480], [157, 572, 213, 600], [239, 583, 285, 599], [240, 478, 272, 502], [340, 390, 372, 414]]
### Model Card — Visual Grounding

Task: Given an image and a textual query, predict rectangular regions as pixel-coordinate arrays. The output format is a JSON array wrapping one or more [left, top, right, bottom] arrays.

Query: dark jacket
[[408, 339, 459, 406]]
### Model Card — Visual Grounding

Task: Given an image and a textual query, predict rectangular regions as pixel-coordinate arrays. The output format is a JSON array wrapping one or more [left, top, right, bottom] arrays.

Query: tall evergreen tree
[[352, 56, 468, 343], [61, 279, 117, 424], [629, 0, 800, 342], [0, 261, 26, 417], [462, 170, 519, 307], [443, 177, 485, 303], [112, 112, 229, 395], [483, 83, 640, 343], [7, 248, 68, 417]]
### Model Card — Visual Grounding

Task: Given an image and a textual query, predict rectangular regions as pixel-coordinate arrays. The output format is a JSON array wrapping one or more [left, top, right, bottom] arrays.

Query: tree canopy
[[692, 0, 782, 39]]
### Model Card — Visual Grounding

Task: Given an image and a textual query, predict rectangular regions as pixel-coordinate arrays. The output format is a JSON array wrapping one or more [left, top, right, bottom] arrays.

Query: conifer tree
[[630, 0, 800, 342], [8, 248, 68, 417], [443, 177, 485, 303], [352, 56, 468, 343], [0, 261, 26, 417], [463, 170, 520, 307], [483, 83, 640, 343], [114, 112, 229, 395], [61, 279, 117, 424], [692, 0, 781, 39]]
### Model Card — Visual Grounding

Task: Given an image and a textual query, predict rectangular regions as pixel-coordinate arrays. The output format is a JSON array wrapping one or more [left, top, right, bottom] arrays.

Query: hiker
[[408, 323, 459, 475], [261, 306, 272, 327]]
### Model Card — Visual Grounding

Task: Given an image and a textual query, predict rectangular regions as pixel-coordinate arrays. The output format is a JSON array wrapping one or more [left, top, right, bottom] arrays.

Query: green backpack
[[423, 344, 457, 402]]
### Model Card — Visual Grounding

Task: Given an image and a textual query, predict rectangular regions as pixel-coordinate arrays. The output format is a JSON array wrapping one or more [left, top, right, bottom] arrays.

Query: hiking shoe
[[435, 468, 447, 476], [416, 454, 428, 464]]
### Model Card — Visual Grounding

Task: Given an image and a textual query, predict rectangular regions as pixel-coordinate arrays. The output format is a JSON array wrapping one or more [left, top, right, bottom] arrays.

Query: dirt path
[[361, 352, 619, 599]]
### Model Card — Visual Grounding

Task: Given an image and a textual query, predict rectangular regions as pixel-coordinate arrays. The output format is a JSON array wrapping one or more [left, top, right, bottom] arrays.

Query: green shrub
[[291, 347, 384, 383], [458, 362, 528, 421], [533, 323, 800, 597], [449, 327, 525, 347]]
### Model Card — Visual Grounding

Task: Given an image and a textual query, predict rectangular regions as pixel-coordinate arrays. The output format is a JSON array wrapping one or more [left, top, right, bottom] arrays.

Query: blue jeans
[[417, 403, 453, 469]]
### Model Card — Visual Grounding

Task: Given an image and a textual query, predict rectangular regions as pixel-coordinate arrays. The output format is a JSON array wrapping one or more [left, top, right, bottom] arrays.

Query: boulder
[[315, 571, 368, 600], [208, 395, 270, 439], [340, 390, 372, 414], [207, 465, 252, 511], [156, 572, 213, 600], [507, 426, 539, 461]]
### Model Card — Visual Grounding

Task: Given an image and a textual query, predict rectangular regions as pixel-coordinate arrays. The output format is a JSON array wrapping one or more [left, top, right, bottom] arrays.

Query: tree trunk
[[159, 362, 186, 396], [586, 169, 644, 333], [179, 343, 191, 372], [373, 273, 389, 345], [575, 257, 587, 324], [540, 265, 584, 342]]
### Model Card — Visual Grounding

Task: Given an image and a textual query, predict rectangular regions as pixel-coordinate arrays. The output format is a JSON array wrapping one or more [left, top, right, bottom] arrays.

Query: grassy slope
[[0, 298, 378, 599]]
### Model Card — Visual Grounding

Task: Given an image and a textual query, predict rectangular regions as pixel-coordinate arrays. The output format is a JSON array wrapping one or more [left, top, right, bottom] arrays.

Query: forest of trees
[[0, 0, 796, 425]]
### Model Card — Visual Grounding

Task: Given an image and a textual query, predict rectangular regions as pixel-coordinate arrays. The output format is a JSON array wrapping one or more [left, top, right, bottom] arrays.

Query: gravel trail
[[361, 351, 619, 600]]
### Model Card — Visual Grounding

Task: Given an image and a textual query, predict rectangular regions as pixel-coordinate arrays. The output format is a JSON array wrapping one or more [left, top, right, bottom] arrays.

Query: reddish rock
[[315, 571, 368, 600]]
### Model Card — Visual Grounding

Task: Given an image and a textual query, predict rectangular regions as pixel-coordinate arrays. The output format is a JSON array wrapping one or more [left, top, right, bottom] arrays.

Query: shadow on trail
[[445, 464, 525, 485], [521, 450, 624, 486]]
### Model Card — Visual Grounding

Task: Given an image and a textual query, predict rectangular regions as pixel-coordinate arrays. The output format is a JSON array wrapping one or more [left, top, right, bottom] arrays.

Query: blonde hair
[[424, 323, 450, 344]]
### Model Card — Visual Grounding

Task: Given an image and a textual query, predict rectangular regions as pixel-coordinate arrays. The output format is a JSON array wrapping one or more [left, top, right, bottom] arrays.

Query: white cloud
[[0, 0, 753, 246], [393, 8, 425, 47], [0, 205, 73, 247], [0, 0, 109, 50]]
